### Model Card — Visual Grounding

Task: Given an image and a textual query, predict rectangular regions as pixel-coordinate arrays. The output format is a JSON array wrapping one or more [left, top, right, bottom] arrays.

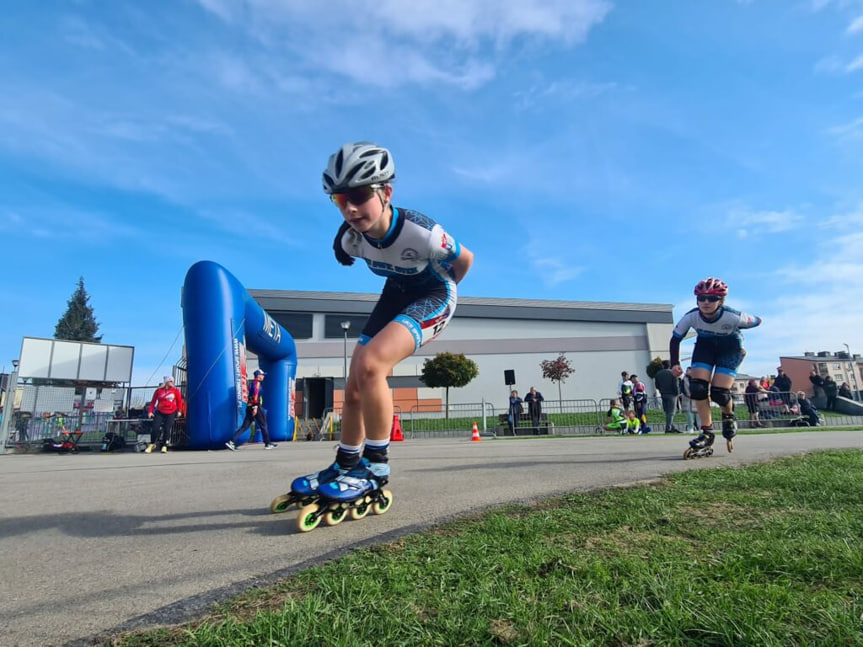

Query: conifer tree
[[54, 277, 102, 342]]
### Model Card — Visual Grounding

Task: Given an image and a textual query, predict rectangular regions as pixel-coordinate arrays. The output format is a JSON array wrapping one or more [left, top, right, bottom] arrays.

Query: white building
[[250, 290, 674, 418]]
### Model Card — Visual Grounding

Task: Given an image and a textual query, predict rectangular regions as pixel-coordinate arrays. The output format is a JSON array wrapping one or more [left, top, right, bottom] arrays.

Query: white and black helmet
[[322, 142, 395, 194]]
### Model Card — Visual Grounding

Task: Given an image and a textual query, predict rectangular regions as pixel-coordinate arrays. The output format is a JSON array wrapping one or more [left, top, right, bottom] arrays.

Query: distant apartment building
[[779, 350, 863, 398]]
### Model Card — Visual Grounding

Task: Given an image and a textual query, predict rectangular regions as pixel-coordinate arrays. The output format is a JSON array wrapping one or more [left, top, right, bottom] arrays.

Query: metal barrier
[[404, 401, 496, 439], [4, 388, 861, 452]]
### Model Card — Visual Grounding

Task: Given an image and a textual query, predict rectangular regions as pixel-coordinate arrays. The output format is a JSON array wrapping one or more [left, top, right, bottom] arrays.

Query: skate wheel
[[372, 489, 393, 515], [323, 505, 348, 526], [683, 448, 694, 460], [297, 503, 322, 533], [349, 497, 371, 520], [269, 493, 294, 514]]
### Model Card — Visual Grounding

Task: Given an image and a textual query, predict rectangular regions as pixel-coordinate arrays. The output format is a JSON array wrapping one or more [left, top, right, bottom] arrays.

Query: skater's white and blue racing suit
[[335, 207, 463, 351], [670, 306, 761, 377]]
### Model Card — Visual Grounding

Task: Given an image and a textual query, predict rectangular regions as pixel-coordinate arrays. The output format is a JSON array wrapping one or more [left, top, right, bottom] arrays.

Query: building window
[[270, 312, 313, 339], [324, 315, 366, 339], [834, 363, 841, 370]]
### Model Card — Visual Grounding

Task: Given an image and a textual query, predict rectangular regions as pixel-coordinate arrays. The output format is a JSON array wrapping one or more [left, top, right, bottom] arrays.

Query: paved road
[[1, 431, 861, 647]]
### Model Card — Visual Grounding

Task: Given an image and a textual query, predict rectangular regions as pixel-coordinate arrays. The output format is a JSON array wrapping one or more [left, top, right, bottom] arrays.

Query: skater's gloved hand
[[333, 222, 355, 266]]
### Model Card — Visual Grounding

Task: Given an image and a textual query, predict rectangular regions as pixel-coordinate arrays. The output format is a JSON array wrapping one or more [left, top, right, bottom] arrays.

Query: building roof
[[249, 290, 675, 324]]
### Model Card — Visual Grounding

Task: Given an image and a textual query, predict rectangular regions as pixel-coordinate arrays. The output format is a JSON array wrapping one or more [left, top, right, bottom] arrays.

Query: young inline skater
[[288, 142, 473, 530], [670, 277, 761, 457]]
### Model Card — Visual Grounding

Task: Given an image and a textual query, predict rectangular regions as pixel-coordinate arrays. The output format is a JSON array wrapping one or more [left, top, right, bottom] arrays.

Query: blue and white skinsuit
[[336, 206, 464, 350]]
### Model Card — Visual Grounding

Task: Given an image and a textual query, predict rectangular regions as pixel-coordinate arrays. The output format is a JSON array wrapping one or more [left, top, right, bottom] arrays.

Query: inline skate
[[296, 459, 393, 532], [269, 461, 347, 514], [683, 429, 715, 460], [721, 412, 737, 453]]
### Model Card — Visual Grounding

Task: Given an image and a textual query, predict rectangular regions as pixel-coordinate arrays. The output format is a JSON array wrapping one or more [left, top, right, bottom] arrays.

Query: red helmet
[[694, 277, 728, 297]]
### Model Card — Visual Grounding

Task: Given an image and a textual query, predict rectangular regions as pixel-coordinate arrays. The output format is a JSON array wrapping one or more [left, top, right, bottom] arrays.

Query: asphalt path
[[1, 430, 861, 647]]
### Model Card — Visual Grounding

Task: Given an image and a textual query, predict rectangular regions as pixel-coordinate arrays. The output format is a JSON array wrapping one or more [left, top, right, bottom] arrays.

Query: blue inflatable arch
[[182, 261, 297, 450]]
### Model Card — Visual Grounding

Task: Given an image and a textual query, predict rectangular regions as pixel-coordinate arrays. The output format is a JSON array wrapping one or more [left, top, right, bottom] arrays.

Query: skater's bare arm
[[450, 246, 473, 284]]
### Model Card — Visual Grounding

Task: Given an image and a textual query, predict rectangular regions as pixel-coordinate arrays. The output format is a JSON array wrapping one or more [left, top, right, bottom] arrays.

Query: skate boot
[[296, 459, 393, 532], [721, 413, 737, 453], [683, 428, 715, 460], [269, 461, 348, 514]]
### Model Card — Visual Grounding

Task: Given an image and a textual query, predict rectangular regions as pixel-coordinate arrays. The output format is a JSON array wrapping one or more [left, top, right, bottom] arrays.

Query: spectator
[[624, 409, 641, 435], [839, 382, 853, 400], [809, 369, 825, 399], [619, 371, 634, 410], [603, 399, 627, 434], [146, 376, 183, 454], [507, 390, 523, 436], [795, 391, 819, 427], [226, 369, 277, 451], [744, 378, 768, 428], [773, 368, 793, 407], [679, 367, 699, 433], [767, 380, 790, 415], [823, 376, 838, 411], [524, 386, 545, 435], [631, 375, 650, 432], [654, 360, 681, 433]]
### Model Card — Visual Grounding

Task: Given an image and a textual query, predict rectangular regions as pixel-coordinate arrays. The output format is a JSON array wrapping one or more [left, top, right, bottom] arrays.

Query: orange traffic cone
[[390, 414, 405, 442], [471, 421, 481, 442]]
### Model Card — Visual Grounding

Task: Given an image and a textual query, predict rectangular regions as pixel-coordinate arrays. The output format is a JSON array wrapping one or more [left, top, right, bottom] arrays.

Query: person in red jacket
[[146, 375, 183, 454]]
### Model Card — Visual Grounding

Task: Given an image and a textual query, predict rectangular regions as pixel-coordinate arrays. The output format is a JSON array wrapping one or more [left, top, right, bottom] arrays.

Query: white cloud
[[848, 14, 863, 32], [825, 115, 863, 139], [740, 227, 863, 377], [191, 0, 612, 88], [728, 207, 803, 238], [847, 54, 863, 71]]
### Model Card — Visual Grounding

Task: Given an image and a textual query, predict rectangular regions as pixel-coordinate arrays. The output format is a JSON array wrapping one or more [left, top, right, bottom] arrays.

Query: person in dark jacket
[[507, 390, 523, 436], [654, 360, 681, 433], [809, 369, 825, 399], [796, 391, 819, 427], [524, 386, 544, 435], [839, 382, 853, 400], [823, 376, 838, 410], [773, 368, 792, 407]]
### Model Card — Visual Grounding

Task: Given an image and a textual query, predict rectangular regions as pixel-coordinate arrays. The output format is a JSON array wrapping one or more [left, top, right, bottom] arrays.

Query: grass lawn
[[111, 450, 863, 647]]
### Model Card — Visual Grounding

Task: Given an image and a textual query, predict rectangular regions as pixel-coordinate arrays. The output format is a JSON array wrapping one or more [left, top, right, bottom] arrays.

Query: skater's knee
[[710, 386, 732, 407], [690, 379, 710, 401]]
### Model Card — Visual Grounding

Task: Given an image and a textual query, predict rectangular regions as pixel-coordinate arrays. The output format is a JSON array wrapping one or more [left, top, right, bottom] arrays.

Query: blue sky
[[1, 0, 861, 385]]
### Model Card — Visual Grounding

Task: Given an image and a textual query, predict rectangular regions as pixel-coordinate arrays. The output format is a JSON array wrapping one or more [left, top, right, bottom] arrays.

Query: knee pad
[[690, 378, 710, 401], [710, 386, 732, 408]]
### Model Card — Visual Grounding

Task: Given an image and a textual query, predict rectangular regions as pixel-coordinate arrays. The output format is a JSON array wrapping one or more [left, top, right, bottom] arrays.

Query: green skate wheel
[[297, 503, 322, 532], [269, 493, 293, 514], [372, 489, 393, 515], [349, 496, 372, 520], [323, 505, 348, 526]]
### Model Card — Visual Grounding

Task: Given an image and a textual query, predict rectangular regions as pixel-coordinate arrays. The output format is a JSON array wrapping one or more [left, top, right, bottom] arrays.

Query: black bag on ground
[[100, 432, 126, 452]]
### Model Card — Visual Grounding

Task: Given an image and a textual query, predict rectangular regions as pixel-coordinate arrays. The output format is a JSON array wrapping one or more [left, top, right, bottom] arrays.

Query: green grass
[[110, 450, 863, 647]]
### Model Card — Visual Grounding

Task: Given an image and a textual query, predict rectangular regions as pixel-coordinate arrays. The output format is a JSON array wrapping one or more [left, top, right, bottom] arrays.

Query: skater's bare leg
[[348, 322, 415, 444]]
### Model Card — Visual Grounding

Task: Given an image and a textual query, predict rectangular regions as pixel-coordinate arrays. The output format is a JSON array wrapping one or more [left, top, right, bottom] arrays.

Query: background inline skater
[[670, 277, 761, 457], [289, 141, 473, 528], [225, 369, 276, 451]]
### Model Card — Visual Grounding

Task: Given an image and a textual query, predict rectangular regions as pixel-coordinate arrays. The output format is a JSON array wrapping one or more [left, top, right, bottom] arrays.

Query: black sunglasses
[[697, 295, 722, 303]]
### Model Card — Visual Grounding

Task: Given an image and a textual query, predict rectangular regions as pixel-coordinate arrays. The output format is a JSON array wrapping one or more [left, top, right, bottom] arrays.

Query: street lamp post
[[843, 343, 860, 401], [340, 321, 351, 380], [0, 359, 21, 456]]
